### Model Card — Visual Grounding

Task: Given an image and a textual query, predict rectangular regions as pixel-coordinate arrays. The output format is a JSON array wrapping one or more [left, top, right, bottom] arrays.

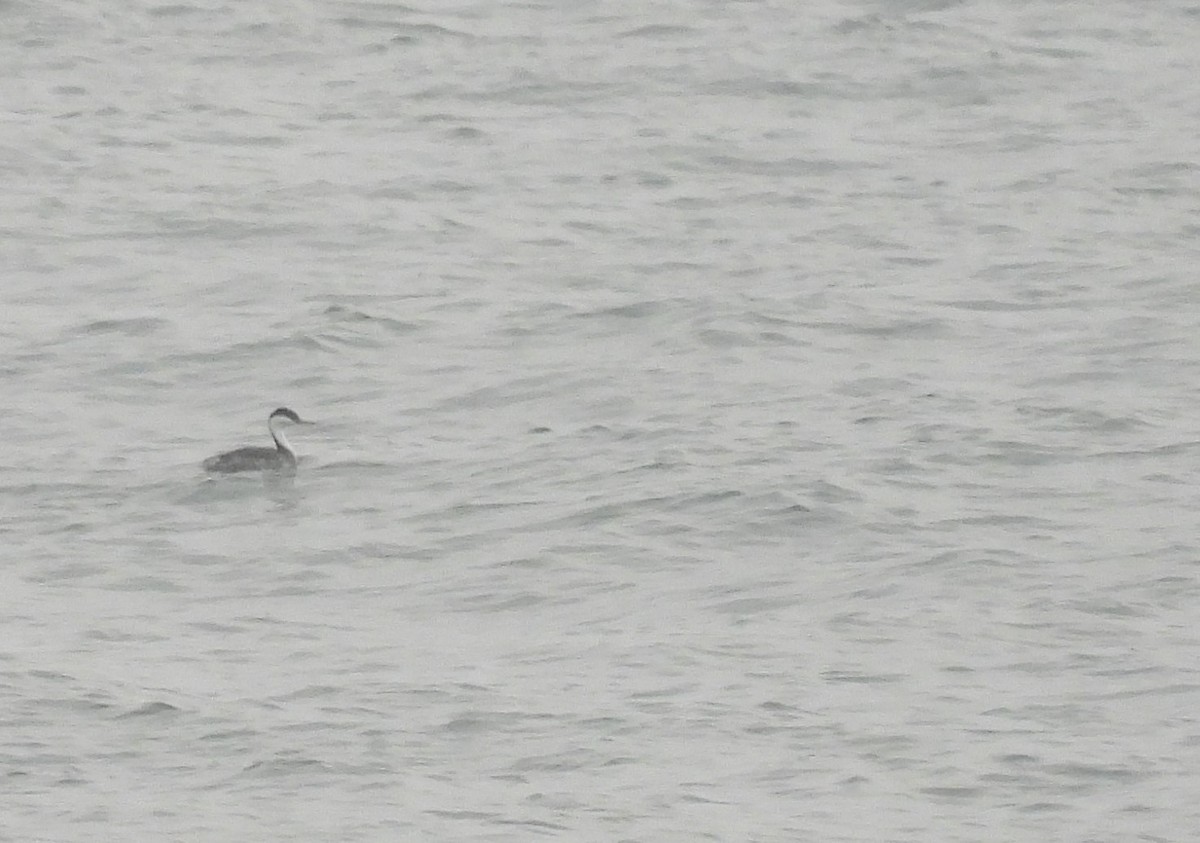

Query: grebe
[[203, 407, 313, 473]]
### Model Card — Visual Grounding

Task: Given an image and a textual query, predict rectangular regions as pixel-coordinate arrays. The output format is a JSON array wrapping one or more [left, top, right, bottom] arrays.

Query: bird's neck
[[269, 420, 295, 457]]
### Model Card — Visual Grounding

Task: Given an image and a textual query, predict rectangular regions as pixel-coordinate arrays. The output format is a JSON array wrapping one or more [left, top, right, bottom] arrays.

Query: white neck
[[268, 417, 296, 456]]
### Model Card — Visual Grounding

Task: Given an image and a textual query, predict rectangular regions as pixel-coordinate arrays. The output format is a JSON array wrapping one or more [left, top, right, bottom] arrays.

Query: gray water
[[3, 1, 1200, 840]]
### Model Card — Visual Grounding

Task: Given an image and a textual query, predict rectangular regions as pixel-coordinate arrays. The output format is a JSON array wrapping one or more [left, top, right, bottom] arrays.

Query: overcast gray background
[[3, 1, 1200, 840]]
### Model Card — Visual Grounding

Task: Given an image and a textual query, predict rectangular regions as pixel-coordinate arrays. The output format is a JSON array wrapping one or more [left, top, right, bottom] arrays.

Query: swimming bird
[[203, 407, 313, 473]]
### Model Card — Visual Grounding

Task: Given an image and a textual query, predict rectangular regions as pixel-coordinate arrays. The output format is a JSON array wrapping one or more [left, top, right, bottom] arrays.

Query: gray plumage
[[203, 407, 312, 473]]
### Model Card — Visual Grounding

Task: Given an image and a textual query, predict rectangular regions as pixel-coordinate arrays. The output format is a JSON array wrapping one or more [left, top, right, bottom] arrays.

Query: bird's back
[[203, 446, 290, 473]]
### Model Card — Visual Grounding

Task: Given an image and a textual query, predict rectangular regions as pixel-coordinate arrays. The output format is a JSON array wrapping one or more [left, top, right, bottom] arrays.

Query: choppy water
[[4, 1, 1200, 840]]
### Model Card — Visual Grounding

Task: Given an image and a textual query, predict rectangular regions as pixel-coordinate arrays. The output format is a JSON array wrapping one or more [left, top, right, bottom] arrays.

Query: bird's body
[[203, 407, 312, 473], [203, 445, 294, 473]]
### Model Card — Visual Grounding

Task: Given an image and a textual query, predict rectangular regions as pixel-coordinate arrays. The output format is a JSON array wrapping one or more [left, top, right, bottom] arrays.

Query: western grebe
[[203, 407, 313, 473]]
